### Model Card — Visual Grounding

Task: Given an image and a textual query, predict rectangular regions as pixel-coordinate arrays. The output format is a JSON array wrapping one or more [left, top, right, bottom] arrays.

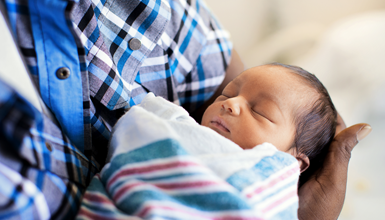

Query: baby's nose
[[222, 99, 241, 115]]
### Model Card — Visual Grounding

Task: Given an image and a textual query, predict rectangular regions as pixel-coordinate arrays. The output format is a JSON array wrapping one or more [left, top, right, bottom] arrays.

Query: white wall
[[205, 0, 385, 67]]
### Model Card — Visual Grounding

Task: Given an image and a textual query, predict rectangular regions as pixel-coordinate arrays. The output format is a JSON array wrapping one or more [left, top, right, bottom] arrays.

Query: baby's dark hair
[[268, 63, 337, 187]]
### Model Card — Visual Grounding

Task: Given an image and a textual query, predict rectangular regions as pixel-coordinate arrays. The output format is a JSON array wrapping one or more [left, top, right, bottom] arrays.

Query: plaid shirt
[[0, 80, 99, 219], [0, 0, 232, 218]]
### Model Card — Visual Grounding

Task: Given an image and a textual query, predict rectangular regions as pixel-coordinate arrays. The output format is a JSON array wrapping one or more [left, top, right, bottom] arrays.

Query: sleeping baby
[[201, 62, 336, 181], [80, 63, 337, 220]]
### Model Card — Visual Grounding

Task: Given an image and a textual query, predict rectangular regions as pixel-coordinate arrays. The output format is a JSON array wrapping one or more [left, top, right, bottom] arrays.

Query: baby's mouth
[[210, 118, 230, 133]]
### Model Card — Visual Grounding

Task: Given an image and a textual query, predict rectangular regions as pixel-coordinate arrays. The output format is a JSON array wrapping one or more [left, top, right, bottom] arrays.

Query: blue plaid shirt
[[0, 0, 232, 218]]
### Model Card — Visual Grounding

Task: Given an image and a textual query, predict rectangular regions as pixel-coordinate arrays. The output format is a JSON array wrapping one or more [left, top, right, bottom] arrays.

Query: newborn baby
[[201, 63, 337, 176], [96, 62, 336, 219]]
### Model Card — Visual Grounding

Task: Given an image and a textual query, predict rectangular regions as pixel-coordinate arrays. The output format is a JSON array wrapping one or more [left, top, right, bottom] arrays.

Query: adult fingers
[[301, 123, 372, 220], [321, 123, 372, 185], [331, 123, 371, 162]]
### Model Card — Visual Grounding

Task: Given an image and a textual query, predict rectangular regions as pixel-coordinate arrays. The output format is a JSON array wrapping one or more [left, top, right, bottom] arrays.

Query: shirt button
[[56, 67, 70, 79], [129, 38, 141, 50], [45, 142, 52, 152]]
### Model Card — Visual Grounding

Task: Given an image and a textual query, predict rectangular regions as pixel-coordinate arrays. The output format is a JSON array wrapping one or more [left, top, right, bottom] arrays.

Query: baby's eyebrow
[[231, 77, 242, 88], [222, 79, 240, 93]]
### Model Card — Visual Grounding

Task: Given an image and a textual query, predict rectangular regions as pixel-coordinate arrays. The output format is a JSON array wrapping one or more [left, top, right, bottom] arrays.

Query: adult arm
[[190, 49, 244, 123], [298, 123, 372, 219]]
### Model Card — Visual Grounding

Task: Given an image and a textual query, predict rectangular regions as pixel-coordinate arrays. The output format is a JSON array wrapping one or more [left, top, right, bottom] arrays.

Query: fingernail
[[357, 125, 372, 141]]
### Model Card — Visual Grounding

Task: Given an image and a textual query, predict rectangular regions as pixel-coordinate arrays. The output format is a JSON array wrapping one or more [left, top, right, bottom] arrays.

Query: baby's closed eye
[[252, 108, 274, 123]]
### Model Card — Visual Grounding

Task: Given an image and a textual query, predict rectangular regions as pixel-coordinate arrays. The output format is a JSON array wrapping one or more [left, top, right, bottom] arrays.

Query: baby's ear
[[295, 153, 310, 173]]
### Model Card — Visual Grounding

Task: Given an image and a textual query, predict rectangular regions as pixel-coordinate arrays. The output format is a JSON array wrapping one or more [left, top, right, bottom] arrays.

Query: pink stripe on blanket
[[107, 160, 201, 189], [261, 189, 297, 213], [246, 166, 299, 199], [77, 205, 123, 220], [83, 191, 113, 205], [154, 181, 223, 189], [113, 180, 224, 201]]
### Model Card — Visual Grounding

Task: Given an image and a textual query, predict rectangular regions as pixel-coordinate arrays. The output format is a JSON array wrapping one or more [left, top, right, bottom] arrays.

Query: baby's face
[[201, 65, 316, 152]]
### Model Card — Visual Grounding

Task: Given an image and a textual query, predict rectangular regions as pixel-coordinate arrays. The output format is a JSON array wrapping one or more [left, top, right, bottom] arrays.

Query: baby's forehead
[[249, 65, 319, 106], [236, 65, 315, 91]]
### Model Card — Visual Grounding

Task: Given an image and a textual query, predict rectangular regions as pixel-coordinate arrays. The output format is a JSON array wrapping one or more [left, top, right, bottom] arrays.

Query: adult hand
[[298, 123, 372, 220]]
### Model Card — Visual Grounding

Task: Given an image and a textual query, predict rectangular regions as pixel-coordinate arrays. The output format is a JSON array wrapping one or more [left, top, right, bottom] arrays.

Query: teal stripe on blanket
[[102, 138, 189, 181], [77, 175, 129, 219], [116, 191, 252, 215], [226, 152, 297, 191], [101, 138, 255, 215]]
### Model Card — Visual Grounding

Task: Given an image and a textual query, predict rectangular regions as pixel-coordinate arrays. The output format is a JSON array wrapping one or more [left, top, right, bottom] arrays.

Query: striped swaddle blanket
[[77, 93, 300, 220]]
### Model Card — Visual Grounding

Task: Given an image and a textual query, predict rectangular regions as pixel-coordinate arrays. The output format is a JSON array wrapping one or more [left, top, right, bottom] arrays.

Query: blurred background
[[204, 0, 385, 219]]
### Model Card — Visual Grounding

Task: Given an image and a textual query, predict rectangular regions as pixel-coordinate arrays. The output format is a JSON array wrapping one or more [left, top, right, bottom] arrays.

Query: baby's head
[[201, 63, 337, 175]]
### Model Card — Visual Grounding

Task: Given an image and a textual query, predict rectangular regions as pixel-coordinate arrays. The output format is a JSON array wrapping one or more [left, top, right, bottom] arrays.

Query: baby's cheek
[[200, 113, 210, 127]]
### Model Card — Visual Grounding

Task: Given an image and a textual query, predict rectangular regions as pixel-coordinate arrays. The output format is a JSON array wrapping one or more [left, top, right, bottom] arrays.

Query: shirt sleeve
[[0, 162, 50, 220], [0, 80, 99, 219]]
